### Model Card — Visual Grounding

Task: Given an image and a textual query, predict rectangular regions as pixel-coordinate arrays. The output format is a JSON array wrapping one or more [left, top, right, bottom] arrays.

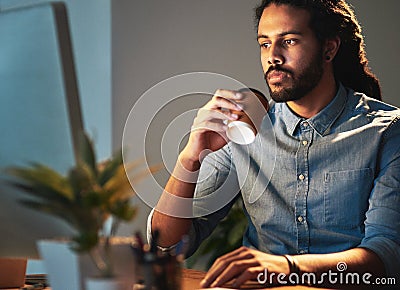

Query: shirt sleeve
[[358, 114, 400, 282], [146, 208, 178, 252], [146, 144, 241, 257]]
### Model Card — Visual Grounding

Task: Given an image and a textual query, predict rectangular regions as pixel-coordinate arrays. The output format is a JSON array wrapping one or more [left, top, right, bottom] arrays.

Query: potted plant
[[6, 131, 158, 290]]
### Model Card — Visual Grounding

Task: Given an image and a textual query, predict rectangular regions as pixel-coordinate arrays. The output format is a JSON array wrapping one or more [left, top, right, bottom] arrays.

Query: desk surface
[[9, 268, 333, 290]]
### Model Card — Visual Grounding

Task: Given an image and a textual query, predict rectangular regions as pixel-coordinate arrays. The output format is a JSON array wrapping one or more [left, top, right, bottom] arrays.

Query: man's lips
[[267, 70, 288, 84]]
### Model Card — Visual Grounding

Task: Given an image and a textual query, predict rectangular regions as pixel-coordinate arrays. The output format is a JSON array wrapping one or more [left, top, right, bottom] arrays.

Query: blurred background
[[0, 0, 399, 267]]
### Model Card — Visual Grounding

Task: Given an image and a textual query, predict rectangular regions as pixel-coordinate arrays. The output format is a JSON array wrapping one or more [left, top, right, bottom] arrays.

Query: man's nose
[[267, 43, 284, 66]]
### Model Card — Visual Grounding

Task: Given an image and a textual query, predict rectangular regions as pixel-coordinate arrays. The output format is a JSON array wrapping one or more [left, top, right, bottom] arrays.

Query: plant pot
[[86, 277, 130, 290], [37, 239, 94, 290], [37, 237, 138, 290]]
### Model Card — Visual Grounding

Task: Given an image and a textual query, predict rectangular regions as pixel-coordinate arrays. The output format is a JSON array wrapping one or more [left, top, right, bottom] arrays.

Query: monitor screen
[[0, 2, 83, 258]]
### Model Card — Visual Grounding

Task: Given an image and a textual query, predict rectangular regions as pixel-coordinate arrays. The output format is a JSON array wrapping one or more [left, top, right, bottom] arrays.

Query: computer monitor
[[0, 2, 84, 258]]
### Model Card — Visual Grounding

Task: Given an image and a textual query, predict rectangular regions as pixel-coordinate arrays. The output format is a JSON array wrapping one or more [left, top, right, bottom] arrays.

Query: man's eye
[[284, 39, 297, 46], [260, 43, 271, 48]]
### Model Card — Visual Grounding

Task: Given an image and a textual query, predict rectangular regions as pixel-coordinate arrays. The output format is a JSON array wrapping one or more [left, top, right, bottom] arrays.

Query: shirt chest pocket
[[324, 168, 373, 229]]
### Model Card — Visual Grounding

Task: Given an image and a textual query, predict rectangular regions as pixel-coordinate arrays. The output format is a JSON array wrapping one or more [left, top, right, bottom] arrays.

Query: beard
[[265, 49, 324, 103]]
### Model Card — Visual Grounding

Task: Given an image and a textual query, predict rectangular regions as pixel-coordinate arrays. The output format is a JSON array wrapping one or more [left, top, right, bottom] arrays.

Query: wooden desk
[[9, 269, 333, 290], [181, 268, 334, 290]]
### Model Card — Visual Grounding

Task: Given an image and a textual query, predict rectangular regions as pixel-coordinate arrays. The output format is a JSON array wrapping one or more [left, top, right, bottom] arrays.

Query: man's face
[[257, 4, 324, 103]]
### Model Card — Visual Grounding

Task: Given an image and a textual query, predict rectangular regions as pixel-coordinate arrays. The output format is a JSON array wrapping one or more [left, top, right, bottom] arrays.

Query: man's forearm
[[293, 248, 385, 288], [200, 245, 387, 289], [151, 154, 200, 247]]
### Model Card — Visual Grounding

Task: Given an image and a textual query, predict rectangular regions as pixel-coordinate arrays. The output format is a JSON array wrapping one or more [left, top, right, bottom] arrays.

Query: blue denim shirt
[[180, 84, 400, 278]]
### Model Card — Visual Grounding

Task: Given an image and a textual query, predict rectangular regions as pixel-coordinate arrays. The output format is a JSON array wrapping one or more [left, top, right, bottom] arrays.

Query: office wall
[[112, 0, 263, 235], [112, 0, 400, 235], [0, 0, 112, 159], [347, 0, 399, 106]]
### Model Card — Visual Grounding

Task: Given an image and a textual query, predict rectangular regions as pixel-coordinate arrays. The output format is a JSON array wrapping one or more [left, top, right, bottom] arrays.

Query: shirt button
[[298, 174, 305, 181], [302, 122, 309, 127], [299, 250, 307, 254], [297, 216, 304, 223], [302, 140, 308, 146]]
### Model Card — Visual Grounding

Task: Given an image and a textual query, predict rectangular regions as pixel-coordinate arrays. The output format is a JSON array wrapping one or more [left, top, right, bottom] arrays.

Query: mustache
[[264, 66, 293, 80]]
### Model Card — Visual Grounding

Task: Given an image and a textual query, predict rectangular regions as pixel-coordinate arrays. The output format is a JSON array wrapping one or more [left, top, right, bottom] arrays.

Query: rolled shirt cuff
[[146, 208, 178, 253], [359, 236, 400, 282]]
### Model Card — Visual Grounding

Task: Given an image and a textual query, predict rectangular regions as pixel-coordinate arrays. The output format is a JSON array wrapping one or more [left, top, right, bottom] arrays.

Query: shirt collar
[[281, 83, 348, 136]]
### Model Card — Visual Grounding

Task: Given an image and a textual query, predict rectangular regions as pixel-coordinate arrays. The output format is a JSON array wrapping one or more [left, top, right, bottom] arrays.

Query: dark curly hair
[[254, 0, 382, 100]]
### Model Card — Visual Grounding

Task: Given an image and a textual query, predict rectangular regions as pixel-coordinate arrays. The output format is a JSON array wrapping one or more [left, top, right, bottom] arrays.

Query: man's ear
[[324, 36, 341, 62]]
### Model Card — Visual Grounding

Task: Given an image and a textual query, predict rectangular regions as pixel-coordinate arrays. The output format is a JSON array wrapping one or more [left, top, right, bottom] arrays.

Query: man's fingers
[[231, 266, 266, 288], [215, 89, 244, 101], [191, 119, 227, 134], [193, 89, 246, 137], [196, 108, 238, 124], [209, 259, 260, 287], [201, 247, 255, 287], [204, 89, 244, 111], [207, 247, 253, 274], [204, 96, 243, 111]]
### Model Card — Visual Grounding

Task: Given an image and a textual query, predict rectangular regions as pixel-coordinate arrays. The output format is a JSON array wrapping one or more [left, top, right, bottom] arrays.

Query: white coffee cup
[[227, 121, 256, 145], [226, 88, 269, 145]]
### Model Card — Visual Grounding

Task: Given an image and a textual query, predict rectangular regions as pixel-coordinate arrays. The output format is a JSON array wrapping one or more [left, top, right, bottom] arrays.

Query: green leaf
[[109, 201, 137, 222], [11, 182, 72, 206], [97, 151, 123, 186], [19, 199, 79, 230], [103, 166, 134, 201], [227, 221, 246, 247], [71, 231, 99, 252], [80, 190, 105, 207], [68, 165, 95, 199], [77, 131, 98, 177], [7, 164, 74, 200]]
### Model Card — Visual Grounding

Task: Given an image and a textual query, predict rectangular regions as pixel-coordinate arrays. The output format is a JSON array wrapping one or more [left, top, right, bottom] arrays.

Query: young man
[[149, 0, 400, 287]]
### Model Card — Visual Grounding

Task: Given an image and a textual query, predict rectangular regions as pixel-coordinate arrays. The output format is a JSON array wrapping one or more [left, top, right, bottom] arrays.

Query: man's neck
[[286, 74, 338, 119]]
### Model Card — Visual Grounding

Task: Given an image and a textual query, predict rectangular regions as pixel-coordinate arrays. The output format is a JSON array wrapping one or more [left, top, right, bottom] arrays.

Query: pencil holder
[[141, 253, 182, 290]]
